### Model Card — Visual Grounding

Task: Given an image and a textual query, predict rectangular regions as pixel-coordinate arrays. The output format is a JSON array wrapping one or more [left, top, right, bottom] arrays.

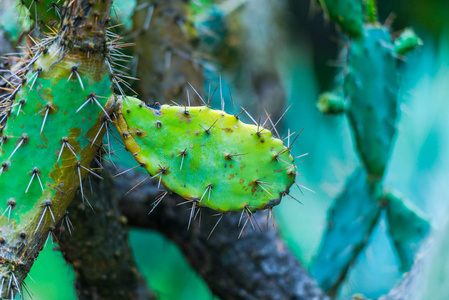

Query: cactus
[[311, 168, 382, 291], [384, 190, 431, 271], [0, 0, 114, 298], [114, 96, 296, 213], [0, 1, 302, 297], [318, 0, 364, 37], [313, 1, 430, 294], [345, 24, 397, 177]]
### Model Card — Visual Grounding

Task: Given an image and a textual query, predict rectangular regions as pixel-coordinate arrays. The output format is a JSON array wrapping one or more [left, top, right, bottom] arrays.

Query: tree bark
[[55, 173, 156, 300], [116, 168, 328, 300]]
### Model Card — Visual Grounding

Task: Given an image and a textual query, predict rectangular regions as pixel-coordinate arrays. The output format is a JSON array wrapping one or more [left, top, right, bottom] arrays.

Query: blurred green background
[[7, 0, 449, 299]]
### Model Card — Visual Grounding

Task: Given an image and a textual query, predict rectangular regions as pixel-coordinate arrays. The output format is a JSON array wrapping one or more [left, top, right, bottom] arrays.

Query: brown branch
[[115, 169, 329, 300], [55, 172, 156, 300]]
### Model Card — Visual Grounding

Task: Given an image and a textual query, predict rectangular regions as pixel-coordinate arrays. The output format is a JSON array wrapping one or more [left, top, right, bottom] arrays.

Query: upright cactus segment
[[114, 96, 296, 213], [0, 0, 114, 298], [314, 2, 430, 294], [311, 168, 381, 293], [345, 24, 397, 177]]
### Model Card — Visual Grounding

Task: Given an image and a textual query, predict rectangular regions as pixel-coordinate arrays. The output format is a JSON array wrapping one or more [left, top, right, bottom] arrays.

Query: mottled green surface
[[310, 168, 381, 292], [318, 0, 364, 37], [385, 190, 430, 271], [0, 42, 112, 298], [345, 24, 398, 177], [115, 97, 295, 212], [0, 46, 111, 226]]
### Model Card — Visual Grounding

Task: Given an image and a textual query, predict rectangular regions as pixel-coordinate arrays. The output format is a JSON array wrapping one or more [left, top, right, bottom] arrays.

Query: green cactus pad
[[310, 168, 381, 293], [344, 24, 398, 177], [384, 190, 431, 271], [114, 97, 296, 212], [0, 42, 112, 298], [318, 0, 364, 37]]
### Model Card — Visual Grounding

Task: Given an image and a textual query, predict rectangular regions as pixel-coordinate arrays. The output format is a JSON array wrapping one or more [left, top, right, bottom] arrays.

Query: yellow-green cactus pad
[[114, 97, 296, 212]]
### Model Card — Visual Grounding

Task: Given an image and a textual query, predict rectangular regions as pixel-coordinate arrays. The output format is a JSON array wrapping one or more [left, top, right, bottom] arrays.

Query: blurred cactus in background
[[0, 0, 448, 299], [311, 0, 430, 295]]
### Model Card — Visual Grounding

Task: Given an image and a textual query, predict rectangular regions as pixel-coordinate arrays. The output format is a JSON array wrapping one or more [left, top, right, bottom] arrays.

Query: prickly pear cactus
[[114, 97, 296, 212], [0, 0, 114, 298], [314, 2, 430, 294], [384, 190, 431, 271], [345, 24, 398, 177], [311, 168, 382, 291]]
